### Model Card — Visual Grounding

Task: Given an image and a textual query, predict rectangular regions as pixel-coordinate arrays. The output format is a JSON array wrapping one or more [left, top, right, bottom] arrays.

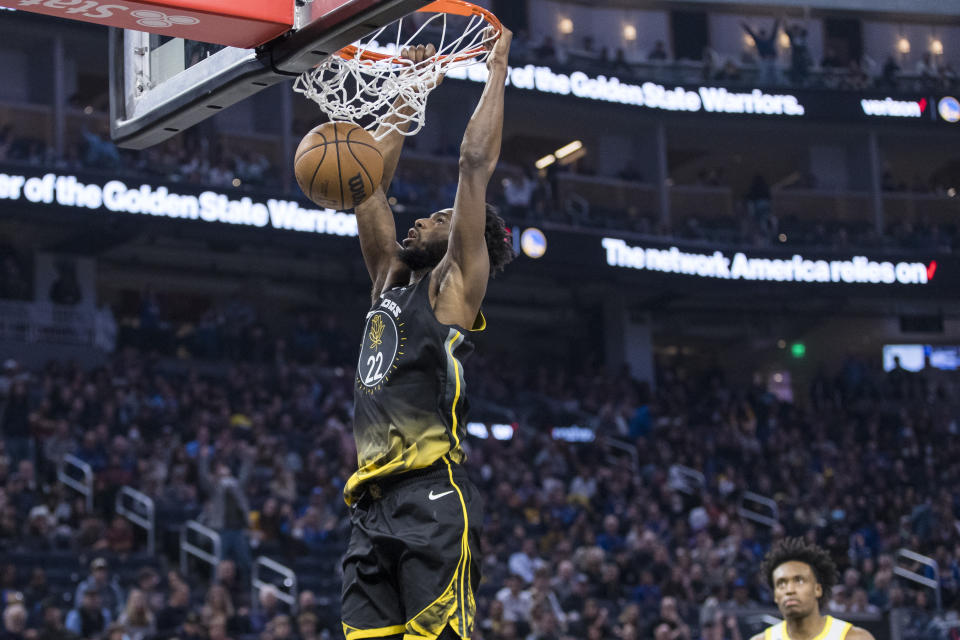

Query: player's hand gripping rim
[[399, 43, 445, 91]]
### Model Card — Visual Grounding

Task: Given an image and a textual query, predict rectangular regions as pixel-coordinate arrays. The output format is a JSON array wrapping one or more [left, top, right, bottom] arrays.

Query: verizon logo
[[861, 97, 927, 118]]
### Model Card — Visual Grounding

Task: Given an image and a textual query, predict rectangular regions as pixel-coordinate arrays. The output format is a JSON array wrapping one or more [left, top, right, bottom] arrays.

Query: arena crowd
[[0, 341, 955, 639]]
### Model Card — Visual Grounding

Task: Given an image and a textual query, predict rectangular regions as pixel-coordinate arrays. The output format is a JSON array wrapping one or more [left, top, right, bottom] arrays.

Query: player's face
[[399, 209, 451, 270], [404, 210, 452, 250], [772, 561, 821, 620]]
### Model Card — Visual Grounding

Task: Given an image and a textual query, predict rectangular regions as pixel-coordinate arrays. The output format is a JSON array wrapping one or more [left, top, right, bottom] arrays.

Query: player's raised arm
[[445, 29, 512, 309], [353, 45, 438, 297]]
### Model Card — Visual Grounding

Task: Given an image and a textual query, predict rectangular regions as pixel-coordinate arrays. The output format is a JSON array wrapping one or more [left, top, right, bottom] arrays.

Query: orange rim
[[336, 0, 502, 65]]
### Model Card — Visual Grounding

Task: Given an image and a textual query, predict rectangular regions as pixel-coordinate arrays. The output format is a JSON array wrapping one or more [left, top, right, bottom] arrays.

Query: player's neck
[[785, 612, 828, 640], [408, 267, 432, 285]]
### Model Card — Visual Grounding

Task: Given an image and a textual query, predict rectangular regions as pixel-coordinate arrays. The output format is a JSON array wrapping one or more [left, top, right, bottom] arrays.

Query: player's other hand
[[400, 44, 443, 89], [485, 26, 512, 71], [401, 43, 437, 65]]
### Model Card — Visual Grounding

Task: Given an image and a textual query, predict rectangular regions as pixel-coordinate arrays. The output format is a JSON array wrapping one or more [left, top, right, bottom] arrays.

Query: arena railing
[[893, 548, 942, 611], [116, 486, 155, 555], [180, 520, 222, 581], [57, 453, 93, 512], [252, 556, 299, 615], [668, 464, 706, 495], [0, 301, 94, 346], [737, 491, 779, 528], [604, 437, 639, 474]]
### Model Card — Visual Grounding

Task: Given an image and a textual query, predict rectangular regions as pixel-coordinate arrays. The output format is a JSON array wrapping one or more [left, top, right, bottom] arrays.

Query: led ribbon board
[[601, 237, 936, 287], [0, 170, 357, 236]]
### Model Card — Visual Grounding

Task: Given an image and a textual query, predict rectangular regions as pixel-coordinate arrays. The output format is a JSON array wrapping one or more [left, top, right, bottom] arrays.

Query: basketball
[[294, 122, 384, 210]]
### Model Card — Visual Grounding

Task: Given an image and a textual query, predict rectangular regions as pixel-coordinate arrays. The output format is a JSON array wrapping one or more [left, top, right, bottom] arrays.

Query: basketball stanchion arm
[[110, 0, 434, 149]]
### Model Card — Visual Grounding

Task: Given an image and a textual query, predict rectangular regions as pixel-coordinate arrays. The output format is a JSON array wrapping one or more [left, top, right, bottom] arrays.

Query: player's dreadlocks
[[484, 203, 515, 276], [761, 537, 838, 607]]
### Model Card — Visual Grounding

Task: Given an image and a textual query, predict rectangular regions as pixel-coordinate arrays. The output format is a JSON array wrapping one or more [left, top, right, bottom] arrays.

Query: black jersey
[[345, 271, 484, 505]]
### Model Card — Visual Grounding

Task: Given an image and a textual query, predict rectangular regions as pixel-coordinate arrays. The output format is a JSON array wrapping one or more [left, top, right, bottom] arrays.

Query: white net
[[293, 3, 499, 140]]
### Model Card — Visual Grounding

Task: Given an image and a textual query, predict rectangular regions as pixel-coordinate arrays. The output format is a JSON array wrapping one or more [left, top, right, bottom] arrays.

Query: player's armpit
[[445, 174, 490, 307], [354, 187, 401, 293], [847, 627, 876, 640]]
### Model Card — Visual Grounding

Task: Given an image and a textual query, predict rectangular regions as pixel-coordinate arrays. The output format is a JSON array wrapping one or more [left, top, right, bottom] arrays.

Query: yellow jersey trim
[[776, 616, 842, 640], [470, 311, 486, 332], [810, 615, 833, 640], [402, 456, 474, 639], [343, 623, 406, 639], [446, 332, 464, 450]]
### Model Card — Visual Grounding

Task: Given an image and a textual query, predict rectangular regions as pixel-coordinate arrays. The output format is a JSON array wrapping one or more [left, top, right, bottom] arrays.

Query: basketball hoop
[[293, 0, 502, 140]]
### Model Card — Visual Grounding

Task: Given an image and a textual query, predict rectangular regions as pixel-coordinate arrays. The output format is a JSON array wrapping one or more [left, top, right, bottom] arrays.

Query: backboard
[[99, 0, 433, 149]]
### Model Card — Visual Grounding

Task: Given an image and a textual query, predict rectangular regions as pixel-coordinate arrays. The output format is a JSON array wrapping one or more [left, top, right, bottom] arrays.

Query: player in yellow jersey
[[751, 538, 875, 640]]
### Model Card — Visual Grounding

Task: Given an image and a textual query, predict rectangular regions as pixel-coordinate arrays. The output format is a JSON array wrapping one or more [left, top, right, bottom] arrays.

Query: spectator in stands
[[267, 614, 296, 640], [105, 622, 129, 640], [821, 46, 843, 69], [179, 611, 206, 640], [654, 596, 691, 639], [701, 45, 723, 81], [0, 602, 28, 640], [96, 514, 135, 554], [65, 589, 112, 638], [502, 168, 536, 219], [79, 124, 120, 170], [198, 444, 254, 571], [741, 17, 781, 85], [612, 48, 632, 75], [208, 614, 233, 640], [133, 567, 162, 613], [745, 174, 771, 221], [0, 254, 30, 301], [784, 22, 811, 85], [249, 584, 285, 634], [297, 611, 323, 640], [939, 62, 958, 90], [880, 55, 900, 89], [156, 585, 191, 635], [74, 557, 124, 618], [48, 258, 83, 306], [699, 611, 742, 640], [523, 567, 567, 633], [201, 584, 244, 635], [35, 603, 76, 640], [22, 568, 48, 608], [117, 588, 155, 640], [715, 59, 743, 83], [648, 40, 669, 62], [509, 538, 543, 584], [214, 560, 248, 612], [23, 506, 54, 551], [1, 381, 32, 465], [496, 574, 532, 625], [917, 52, 938, 89], [534, 36, 557, 63]]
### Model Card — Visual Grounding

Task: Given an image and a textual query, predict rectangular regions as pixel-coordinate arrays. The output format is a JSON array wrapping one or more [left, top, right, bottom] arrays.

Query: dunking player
[[335, 29, 514, 640], [752, 538, 875, 640]]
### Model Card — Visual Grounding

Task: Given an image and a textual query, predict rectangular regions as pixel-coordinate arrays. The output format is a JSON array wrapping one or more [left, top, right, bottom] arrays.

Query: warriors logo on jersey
[[357, 308, 404, 391]]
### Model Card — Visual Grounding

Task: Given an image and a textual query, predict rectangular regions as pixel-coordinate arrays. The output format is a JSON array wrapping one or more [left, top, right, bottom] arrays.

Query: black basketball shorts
[[341, 459, 483, 640]]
